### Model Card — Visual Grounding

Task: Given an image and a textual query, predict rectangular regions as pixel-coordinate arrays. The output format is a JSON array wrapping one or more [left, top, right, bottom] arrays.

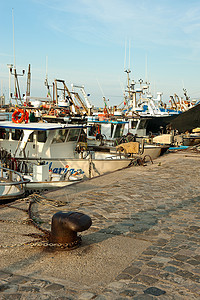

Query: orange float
[[12, 109, 29, 124]]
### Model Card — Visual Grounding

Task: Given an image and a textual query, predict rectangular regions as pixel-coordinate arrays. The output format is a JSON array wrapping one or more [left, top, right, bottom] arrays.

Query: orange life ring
[[12, 109, 29, 123]]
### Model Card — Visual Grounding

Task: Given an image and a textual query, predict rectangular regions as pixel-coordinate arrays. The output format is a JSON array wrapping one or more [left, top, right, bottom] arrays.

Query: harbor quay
[[0, 151, 199, 299]]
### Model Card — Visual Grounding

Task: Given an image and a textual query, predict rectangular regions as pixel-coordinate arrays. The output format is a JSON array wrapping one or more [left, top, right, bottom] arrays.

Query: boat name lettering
[[46, 162, 84, 175]]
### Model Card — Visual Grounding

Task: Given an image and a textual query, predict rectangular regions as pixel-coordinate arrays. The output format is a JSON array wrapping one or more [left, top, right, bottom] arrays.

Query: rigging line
[[96, 78, 105, 97], [145, 54, 148, 83], [129, 38, 131, 70], [124, 38, 127, 71]]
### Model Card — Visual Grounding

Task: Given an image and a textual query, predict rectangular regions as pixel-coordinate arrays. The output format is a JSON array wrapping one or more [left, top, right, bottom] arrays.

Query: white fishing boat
[[0, 120, 133, 192], [86, 114, 164, 160]]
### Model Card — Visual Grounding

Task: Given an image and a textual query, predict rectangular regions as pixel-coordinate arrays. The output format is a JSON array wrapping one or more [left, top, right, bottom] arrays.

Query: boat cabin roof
[[0, 121, 84, 131], [87, 119, 128, 125]]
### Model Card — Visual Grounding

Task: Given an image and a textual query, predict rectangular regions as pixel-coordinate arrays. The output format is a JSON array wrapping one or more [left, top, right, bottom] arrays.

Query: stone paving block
[[45, 283, 65, 292], [78, 292, 96, 299], [2, 294, 22, 300], [122, 266, 141, 276], [0, 271, 12, 280], [132, 294, 154, 300], [133, 275, 158, 285], [143, 286, 166, 296], [119, 289, 137, 297], [163, 266, 178, 273]]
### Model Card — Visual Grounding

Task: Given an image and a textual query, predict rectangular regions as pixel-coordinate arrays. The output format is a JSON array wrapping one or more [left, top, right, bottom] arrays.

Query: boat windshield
[[11, 129, 23, 141], [67, 128, 81, 141], [131, 120, 138, 129], [51, 128, 81, 143], [52, 129, 69, 144], [37, 130, 47, 143], [114, 124, 124, 138], [138, 119, 148, 129], [0, 128, 9, 139]]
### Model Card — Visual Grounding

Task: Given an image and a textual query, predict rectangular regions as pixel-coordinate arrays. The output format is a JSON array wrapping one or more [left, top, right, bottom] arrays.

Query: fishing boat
[[118, 69, 199, 135], [0, 119, 133, 192], [168, 102, 200, 133], [86, 114, 165, 160], [182, 128, 200, 146]]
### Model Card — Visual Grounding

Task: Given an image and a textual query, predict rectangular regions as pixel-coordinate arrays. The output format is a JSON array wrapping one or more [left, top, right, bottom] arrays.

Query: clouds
[[35, 0, 200, 53]]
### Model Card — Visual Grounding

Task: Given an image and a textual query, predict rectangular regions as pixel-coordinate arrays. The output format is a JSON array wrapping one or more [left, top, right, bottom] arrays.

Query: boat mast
[[44, 56, 52, 105], [123, 39, 137, 111], [7, 64, 13, 107], [26, 64, 31, 99], [11, 8, 25, 105], [12, 8, 17, 102]]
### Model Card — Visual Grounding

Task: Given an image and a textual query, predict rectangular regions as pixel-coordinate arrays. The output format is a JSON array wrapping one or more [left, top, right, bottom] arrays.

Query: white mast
[[124, 38, 127, 71], [12, 8, 16, 69], [129, 39, 131, 70], [12, 8, 17, 101]]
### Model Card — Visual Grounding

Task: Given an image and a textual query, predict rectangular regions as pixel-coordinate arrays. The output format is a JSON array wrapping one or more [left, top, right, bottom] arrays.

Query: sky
[[1, 0, 200, 107]]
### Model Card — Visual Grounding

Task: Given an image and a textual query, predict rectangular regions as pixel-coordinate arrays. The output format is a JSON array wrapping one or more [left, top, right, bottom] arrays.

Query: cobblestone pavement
[[0, 151, 200, 299]]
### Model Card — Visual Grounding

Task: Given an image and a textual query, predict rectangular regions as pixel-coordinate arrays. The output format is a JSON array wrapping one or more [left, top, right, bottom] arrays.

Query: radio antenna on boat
[[96, 78, 105, 97], [44, 56, 52, 102], [46, 56, 48, 79], [26, 64, 31, 97], [10, 8, 25, 105], [145, 54, 148, 83], [12, 8, 16, 69], [124, 38, 131, 70], [12, 8, 17, 101], [129, 39, 131, 70], [124, 38, 127, 71]]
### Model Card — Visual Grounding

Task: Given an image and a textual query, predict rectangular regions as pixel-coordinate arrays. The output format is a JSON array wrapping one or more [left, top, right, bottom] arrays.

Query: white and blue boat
[[0, 120, 133, 192]]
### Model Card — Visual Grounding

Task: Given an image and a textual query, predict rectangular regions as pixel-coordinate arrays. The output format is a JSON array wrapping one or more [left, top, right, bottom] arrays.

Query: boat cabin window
[[52, 129, 68, 144], [111, 124, 114, 137], [79, 129, 87, 142], [37, 130, 47, 143], [138, 119, 148, 129], [0, 128, 9, 140], [67, 128, 80, 141], [28, 132, 34, 142], [131, 120, 138, 129], [11, 129, 23, 140], [88, 125, 101, 137], [114, 124, 124, 138]]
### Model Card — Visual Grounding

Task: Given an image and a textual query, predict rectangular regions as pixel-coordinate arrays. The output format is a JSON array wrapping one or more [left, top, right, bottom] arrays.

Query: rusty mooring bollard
[[49, 211, 92, 249]]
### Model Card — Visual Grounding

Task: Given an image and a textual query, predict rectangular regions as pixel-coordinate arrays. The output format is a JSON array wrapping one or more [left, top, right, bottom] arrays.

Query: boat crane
[[71, 84, 93, 116], [53, 79, 79, 114]]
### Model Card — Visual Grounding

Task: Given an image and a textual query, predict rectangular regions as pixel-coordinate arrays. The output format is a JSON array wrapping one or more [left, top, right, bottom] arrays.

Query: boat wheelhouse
[[0, 121, 84, 159], [86, 116, 129, 146]]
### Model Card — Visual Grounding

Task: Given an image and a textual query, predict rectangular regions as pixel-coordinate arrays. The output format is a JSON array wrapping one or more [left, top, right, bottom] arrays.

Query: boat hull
[[20, 157, 133, 181], [145, 115, 178, 134], [169, 103, 200, 133], [141, 145, 162, 160], [0, 184, 25, 201], [25, 178, 82, 193]]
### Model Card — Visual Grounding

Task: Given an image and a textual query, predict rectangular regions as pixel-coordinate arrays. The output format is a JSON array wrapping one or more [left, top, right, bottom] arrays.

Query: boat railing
[[0, 165, 30, 186]]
